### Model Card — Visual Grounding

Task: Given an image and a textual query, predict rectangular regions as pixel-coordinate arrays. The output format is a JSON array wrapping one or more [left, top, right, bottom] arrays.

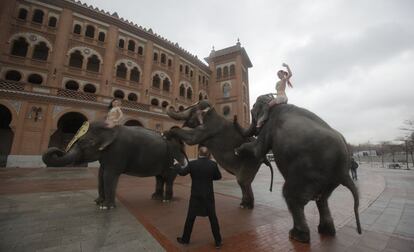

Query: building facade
[[0, 0, 252, 167]]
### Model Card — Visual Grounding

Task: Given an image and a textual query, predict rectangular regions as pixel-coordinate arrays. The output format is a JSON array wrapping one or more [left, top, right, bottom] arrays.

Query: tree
[[399, 119, 414, 169]]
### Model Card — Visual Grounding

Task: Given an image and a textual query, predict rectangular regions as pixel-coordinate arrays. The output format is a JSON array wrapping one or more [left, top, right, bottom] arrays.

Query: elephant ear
[[97, 126, 119, 151]]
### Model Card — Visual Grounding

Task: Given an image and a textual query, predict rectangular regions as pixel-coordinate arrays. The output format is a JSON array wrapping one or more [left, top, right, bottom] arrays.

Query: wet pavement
[[0, 163, 413, 251]]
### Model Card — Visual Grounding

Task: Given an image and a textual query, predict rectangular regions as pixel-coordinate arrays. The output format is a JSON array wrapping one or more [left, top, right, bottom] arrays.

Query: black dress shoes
[[176, 237, 189, 245]]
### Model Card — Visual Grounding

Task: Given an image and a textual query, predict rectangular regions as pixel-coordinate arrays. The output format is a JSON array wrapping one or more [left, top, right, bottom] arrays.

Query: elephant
[[233, 94, 362, 243], [43, 121, 188, 209], [165, 100, 274, 209]]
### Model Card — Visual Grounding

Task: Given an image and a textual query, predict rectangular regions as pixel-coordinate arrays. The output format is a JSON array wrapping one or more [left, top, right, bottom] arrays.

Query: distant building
[[0, 0, 253, 167]]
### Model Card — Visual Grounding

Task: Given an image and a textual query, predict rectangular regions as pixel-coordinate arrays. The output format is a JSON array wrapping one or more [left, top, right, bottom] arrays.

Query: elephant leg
[[283, 183, 310, 243], [95, 166, 104, 205], [316, 187, 336, 236], [237, 181, 249, 208], [152, 175, 164, 200], [164, 179, 174, 202], [164, 171, 177, 202], [101, 169, 120, 210], [237, 167, 258, 209]]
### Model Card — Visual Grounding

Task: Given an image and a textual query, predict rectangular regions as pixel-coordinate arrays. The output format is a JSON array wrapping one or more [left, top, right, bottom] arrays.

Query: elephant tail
[[263, 158, 274, 192], [341, 176, 362, 234]]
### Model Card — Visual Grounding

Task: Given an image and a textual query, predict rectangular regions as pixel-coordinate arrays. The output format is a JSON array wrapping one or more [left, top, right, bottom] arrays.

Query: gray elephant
[[234, 95, 362, 243], [165, 100, 274, 209], [43, 121, 188, 209]]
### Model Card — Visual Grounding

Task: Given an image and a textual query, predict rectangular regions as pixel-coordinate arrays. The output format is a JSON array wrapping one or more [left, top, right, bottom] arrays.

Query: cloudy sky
[[83, 0, 414, 144]]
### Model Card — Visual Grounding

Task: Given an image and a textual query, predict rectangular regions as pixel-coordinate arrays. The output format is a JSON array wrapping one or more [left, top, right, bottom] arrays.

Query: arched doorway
[[0, 105, 14, 167], [48, 112, 87, 166], [124, 119, 143, 127]]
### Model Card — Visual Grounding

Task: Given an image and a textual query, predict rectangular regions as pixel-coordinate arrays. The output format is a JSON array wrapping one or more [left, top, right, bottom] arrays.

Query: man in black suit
[[172, 146, 222, 248]]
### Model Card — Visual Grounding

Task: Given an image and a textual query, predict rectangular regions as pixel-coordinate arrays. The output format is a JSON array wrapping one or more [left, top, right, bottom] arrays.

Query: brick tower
[[205, 40, 252, 128]]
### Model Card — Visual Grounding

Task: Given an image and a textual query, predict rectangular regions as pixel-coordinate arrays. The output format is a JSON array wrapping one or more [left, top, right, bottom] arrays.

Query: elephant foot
[[235, 143, 256, 158], [94, 197, 104, 205], [151, 193, 164, 200], [318, 223, 336, 236], [240, 202, 254, 209], [99, 202, 116, 210], [289, 228, 310, 243]]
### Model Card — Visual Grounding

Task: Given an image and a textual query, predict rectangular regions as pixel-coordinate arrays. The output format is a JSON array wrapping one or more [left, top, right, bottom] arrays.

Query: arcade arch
[[0, 104, 14, 167], [48, 112, 87, 166], [124, 119, 143, 127]]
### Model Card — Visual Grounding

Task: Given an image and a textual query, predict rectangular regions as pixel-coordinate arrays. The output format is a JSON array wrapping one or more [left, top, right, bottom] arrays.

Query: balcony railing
[[0, 79, 151, 113]]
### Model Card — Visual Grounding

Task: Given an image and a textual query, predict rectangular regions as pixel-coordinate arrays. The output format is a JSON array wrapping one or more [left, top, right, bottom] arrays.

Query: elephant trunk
[[167, 106, 192, 120], [42, 145, 81, 167]]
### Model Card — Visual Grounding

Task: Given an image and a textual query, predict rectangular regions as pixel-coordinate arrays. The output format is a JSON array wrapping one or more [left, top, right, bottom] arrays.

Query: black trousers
[[181, 212, 222, 243], [351, 169, 358, 180]]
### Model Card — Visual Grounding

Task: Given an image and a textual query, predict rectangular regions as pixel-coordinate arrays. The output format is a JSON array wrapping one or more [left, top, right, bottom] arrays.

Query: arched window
[[116, 63, 127, 79], [73, 24, 81, 34], [113, 90, 125, 99], [161, 101, 169, 108], [32, 9, 44, 24], [153, 52, 158, 62], [230, 64, 235, 76], [18, 8, 28, 20], [179, 64, 183, 72], [185, 65, 189, 75], [199, 93, 203, 101], [179, 85, 185, 97], [69, 50, 83, 68], [118, 39, 124, 48], [27, 74, 43, 85], [32, 42, 49, 61], [223, 83, 231, 98], [187, 88, 193, 100], [128, 40, 135, 52], [168, 59, 172, 67], [65, 80, 79, 90], [5, 70, 22, 81], [162, 78, 170, 92], [223, 66, 229, 78], [130, 67, 140, 82], [151, 98, 159, 106], [179, 106, 184, 111], [152, 74, 160, 88], [86, 55, 100, 72], [11, 37, 29, 57], [190, 70, 193, 77], [160, 53, 166, 64], [223, 106, 231, 116], [85, 25, 95, 38], [128, 93, 138, 102], [98, 32, 105, 42], [216, 68, 222, 79], [137, 46, 143, 55], [83, 83, 96, 93], [48, 16, 57, 27]]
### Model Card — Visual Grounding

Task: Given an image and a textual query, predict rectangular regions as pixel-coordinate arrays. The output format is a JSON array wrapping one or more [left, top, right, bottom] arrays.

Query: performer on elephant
[[105, 99, 123, 128], [173, 146, 223, 249], [256, 63, 293, 128]]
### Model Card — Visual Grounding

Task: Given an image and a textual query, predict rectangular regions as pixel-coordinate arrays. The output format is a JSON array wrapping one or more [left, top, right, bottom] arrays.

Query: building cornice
[[33, 0, 211, 73]]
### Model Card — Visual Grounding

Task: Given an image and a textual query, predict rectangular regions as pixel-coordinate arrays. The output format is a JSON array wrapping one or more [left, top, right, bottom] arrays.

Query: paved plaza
[[1, 163, 413, 251]]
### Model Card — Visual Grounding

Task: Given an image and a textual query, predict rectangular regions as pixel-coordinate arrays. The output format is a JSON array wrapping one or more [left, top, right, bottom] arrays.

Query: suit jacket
[[174, 157, 222, 216]]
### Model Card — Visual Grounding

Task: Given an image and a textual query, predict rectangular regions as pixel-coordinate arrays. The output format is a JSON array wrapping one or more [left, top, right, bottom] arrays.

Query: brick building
[[0, 0, 252, 167]]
